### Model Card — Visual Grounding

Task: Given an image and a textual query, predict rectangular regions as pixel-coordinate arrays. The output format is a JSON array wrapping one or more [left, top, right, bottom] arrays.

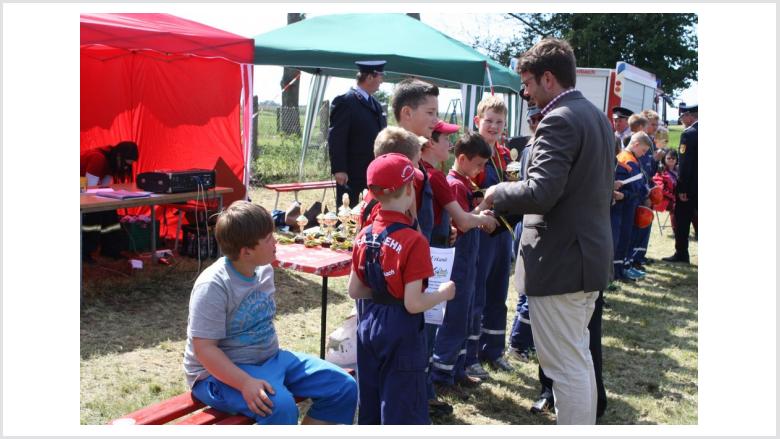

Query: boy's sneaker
[[631, 262, 646, 271], [487, 356, 514, 372], [625, 267, 645, 278], [621, 268, 641, 281], [465, 363, 490, 380], [456, 374, 482, 388], [507, 347, 531, 362]]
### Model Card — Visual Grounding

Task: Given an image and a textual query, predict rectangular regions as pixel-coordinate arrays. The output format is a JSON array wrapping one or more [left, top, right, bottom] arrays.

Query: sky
[[125, 7, 697, 116]]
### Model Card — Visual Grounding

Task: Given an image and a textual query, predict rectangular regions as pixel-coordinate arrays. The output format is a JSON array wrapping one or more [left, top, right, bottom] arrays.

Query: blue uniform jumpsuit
[[467, 149, 513, 366], [629, 147, 657, 265], [610, 151, 648, 280], [430, 176, 480, 385], [356, 223, 430, 425]]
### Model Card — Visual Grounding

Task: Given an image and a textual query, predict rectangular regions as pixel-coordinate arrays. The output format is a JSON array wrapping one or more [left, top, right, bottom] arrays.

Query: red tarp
[[80, 13, 254, 237]]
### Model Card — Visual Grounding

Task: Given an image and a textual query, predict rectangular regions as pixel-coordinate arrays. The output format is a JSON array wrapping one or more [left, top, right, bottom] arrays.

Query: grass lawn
[[80, 188, 697, 425]]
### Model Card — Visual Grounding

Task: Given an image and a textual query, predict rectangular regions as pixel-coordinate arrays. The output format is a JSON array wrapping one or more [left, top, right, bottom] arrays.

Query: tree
[[475, 13, 698, 97], [280, 13, 305, 135]]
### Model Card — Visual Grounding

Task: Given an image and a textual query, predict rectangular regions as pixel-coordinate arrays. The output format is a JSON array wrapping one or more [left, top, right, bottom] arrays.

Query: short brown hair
[[516, 38, 577, 89], [476, 95, 508, 118], [215, 200, 273, 260], [370, 180, 412, 202], [454, 132, 492, 160], [373, 126, 423, 160], [628, 114, 648, 131], [391, 78, 439, 121]]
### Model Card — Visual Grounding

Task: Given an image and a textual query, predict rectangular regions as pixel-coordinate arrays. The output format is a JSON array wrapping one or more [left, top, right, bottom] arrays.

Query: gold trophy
[[506, 148, 522, 181], [321, 210, 339, 248], [337, 193, 351, 237], [294, 212, 309, 244]]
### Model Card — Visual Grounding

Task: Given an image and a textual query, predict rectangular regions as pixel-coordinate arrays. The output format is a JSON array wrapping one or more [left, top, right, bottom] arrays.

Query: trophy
[[294, 211, 309, 244], [321, 210, 339, 247], [506, 148, 522, 181], [337, 193, 352, 236]]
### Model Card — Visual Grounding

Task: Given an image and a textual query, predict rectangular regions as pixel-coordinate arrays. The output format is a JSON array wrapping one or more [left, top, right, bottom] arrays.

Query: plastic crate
[[122, 221, 160, 252]]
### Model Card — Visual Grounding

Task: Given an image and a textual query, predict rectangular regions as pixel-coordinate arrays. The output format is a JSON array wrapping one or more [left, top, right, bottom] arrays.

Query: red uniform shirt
[[447, 169, 476, 235], [80, 147, 111, 178], [421, 159, 456, 226], [352, 210, 434, 300], [473, 143, 511, 188]]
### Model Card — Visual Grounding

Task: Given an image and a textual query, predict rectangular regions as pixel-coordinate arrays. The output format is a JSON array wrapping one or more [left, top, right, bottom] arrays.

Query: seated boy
[[183, 200, 357, 425], [431, 132, 494, 396], [348, 153, 456, 424]]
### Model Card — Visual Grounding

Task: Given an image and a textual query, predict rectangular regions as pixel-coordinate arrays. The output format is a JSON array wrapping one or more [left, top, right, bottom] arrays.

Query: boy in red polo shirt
[[348, 153, 456, 425], [431, 132, 494, 397]]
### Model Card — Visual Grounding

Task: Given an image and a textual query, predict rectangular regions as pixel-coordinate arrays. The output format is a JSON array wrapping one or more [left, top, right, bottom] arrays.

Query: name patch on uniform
[[680, 144, 686, 154]]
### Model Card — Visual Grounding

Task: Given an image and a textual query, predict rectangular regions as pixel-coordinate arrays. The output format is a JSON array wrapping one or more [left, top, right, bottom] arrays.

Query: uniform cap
[[678, 102, 698, 114], [612, 106, 633, 119], [433, 120, 460, 135], [367, 153, 415, 194], [355, 60, 386, 73]]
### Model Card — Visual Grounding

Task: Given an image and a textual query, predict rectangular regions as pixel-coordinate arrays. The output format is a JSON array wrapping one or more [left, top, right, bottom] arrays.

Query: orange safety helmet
[[648, 185, 663, 205], [634, 205, 654, 229]]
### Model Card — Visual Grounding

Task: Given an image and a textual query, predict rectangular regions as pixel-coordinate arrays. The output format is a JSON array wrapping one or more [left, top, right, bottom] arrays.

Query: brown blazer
[[492, 90, 615, 297]]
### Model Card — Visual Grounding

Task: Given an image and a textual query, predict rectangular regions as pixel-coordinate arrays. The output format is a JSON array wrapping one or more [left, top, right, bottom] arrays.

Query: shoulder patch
[[680, 144, 686, 154]]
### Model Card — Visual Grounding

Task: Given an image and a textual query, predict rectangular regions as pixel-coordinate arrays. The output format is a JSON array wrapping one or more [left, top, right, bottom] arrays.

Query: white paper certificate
[[424, 247, 456, 325]]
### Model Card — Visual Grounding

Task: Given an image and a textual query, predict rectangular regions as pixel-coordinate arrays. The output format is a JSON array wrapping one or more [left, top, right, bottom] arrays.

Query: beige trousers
[[528, 291, 598, 425]]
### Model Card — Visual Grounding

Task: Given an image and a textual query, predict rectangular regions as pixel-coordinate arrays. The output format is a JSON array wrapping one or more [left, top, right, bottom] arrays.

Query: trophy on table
[[505, 148, 522, 181], [294, 208, 309, 244], [337, 193, 352, 233], [321, 210, 339, 247]]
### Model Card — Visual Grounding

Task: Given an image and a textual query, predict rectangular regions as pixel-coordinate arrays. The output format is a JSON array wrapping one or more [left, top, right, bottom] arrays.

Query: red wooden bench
[[264, 180, 336, 210], [109, 368, 354, 425]]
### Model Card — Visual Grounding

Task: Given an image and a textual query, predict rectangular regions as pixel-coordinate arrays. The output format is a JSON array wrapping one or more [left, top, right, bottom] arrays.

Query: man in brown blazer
[[482, 38, 614, 424]]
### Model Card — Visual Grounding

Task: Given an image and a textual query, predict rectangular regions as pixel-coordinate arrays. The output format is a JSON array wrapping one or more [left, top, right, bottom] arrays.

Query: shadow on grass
[[81, 256, 350, 360]]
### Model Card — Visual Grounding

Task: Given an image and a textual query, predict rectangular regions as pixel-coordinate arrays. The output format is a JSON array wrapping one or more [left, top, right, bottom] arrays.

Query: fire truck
[[517, 61, 668, 137]]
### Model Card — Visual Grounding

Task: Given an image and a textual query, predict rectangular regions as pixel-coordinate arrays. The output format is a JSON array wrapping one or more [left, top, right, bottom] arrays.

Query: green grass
[[668, 124, 684, 150], [80, 188, 697, 425]]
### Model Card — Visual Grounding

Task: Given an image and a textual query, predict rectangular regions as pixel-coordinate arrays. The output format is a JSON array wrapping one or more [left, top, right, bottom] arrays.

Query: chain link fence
[[250, 102, 332, 185]]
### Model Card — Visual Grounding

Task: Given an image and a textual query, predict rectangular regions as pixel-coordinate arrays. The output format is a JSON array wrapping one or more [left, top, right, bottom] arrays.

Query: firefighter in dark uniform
[[328, 60, 388, 208], [663, 103, 698, 263]]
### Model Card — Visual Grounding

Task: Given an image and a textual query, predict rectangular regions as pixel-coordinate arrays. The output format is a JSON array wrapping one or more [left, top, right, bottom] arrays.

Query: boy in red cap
[[421, 120, 498, 246], [348, 153, 456, 425]]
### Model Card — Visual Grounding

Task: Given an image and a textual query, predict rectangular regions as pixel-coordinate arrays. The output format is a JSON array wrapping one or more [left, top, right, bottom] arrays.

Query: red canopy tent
[[80, 13, 254, 237]]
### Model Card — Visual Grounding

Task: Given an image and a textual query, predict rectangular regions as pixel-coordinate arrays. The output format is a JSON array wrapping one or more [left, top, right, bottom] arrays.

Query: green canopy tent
[[252, 13, 523, 179]]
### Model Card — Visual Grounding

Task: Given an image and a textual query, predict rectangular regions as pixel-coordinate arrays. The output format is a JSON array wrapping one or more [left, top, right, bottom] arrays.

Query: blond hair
[[476, 95, 508, 118], [628, 131, 653, 151], [641, 109, 660, 122], [373, 126, 422, 160], [215, 200, 273, 261], [628, 114, 648, 131]]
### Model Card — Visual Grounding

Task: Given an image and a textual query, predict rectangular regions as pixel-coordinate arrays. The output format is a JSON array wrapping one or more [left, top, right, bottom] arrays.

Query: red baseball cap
[[367, 153, 416, 194], [433, 120, 460, 134]]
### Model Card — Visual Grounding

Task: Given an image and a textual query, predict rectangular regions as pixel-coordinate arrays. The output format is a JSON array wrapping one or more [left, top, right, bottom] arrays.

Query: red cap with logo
[[367, 153, 416, 194], [433, 120, 460, 135]]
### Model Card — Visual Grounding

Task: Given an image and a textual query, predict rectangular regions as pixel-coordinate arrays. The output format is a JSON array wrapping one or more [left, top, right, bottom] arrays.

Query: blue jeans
[[192, 350, 357, 424]]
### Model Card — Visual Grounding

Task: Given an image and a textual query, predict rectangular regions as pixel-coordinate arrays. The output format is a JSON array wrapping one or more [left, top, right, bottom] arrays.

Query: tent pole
[[298, 74, 319, 181]]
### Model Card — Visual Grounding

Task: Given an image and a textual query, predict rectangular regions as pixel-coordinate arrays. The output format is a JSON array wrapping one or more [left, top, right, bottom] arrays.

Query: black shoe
[[433, 381, 469, 401], [632, 262, 646, 271], [662, 253, 690, 264], [428, 398, 453, 416], [456, 374, 483, 388], [530, 393, 554, 414]]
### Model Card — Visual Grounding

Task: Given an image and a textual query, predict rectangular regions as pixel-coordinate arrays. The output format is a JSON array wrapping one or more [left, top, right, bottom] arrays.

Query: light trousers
[[528, 291, 598, 425]]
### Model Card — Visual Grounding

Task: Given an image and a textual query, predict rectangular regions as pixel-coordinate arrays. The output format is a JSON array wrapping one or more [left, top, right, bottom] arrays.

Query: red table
[[272, 243, 352, 358]]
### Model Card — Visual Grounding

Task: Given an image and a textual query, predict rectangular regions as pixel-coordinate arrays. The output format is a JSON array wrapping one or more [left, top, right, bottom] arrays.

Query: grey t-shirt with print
[[183, 257, 279, 388]]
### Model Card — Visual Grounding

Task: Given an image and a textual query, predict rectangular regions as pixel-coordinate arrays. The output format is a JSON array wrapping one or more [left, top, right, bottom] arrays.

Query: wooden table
[[272, 243, 352, 359], [80, 184, 234, 254]]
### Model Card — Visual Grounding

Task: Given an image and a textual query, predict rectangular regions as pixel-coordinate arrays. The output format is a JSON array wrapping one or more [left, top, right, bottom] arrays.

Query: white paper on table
[[423, 247, 456, 325]]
